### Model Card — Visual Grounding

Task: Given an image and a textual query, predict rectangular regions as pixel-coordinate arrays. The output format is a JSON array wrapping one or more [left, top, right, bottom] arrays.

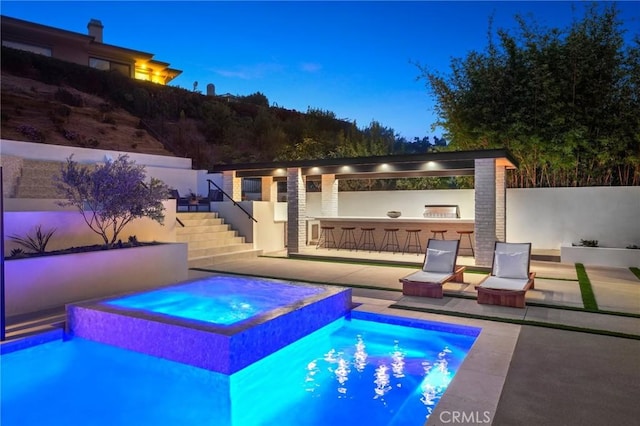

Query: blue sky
[[2, 1, 638, 140]]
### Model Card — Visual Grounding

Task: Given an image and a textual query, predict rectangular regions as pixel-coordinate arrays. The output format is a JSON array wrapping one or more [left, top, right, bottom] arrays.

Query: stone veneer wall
[[223, 170, 241, 202], [474, 159, 497, 266], [321, 174, 338, 217], [287, 167, 306, 253], [495, 165, 506, 242]]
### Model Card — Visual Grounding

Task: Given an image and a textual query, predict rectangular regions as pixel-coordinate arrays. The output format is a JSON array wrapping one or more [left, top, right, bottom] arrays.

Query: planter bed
[[561, 245, 640, 268]]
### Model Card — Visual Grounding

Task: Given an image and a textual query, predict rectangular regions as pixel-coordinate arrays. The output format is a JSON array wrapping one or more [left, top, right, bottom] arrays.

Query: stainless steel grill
[[423, 204, 460, 219]]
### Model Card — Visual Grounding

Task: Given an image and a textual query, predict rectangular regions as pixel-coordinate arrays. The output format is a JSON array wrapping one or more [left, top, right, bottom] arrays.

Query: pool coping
[[351, 296, 521, 426]]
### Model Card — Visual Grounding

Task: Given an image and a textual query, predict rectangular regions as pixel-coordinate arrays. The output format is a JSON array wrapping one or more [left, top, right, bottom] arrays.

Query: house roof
[[1, 15, 182, 84], [210, 148, 519, 180]]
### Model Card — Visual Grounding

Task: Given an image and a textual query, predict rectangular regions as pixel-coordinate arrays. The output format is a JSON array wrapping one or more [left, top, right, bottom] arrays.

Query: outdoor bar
[[210, 149, 518, 266], [315, 216, 474, 254], [315, 203, 474, 253]]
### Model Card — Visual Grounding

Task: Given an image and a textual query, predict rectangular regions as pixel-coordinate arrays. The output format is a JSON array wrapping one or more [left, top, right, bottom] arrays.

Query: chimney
[[87, 19, 103, 43]]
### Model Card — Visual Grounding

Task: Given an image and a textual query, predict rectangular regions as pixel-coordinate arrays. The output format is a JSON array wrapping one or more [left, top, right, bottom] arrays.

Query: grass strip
[[630, 267, 640, 281], [389, 304, 640, 340], [575, 263, 598, 310]]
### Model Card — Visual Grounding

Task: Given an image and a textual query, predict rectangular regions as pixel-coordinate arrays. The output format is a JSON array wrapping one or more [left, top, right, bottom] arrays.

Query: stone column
[[474, 158, 497, 267], [321, 174, 338, 216], [495, 165, 507, 242], [222, 170, 241, 202], [260, 176, 277, 202], [287, 167, 306, 254]]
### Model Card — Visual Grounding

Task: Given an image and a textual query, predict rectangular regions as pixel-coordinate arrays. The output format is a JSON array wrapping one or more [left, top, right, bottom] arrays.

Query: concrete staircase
[[176, 212, 261, 268], [14, 159, 64, 198]]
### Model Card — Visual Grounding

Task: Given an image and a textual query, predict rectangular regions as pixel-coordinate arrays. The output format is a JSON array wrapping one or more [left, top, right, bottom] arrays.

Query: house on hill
[[0, 15, 181, 85]]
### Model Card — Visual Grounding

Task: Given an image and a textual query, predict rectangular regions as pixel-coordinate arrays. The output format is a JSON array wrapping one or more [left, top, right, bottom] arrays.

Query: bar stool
[[316, 226, 337, 250], [457, 230, 475, 257], [379, 228, 401, 254], [431, 229, 448, 239], [357, 227, 377, 252], [338, 227, 358, 251], [403, 229, 423, 255]]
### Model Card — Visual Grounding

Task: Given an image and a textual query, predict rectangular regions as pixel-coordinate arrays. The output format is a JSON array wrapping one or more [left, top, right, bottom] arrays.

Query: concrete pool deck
[[191, 251, 640, 426]]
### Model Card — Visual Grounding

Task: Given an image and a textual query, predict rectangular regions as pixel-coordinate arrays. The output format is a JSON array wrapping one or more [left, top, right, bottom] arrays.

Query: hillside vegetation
[[1, 46, 421, 172]]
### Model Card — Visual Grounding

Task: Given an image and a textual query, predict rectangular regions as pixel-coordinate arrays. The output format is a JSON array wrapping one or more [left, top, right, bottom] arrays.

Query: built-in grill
[[423, 204, 460, 219]]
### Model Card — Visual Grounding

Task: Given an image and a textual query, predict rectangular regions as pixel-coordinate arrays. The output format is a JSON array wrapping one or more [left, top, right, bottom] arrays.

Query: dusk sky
[[2, 1, 638, 140]]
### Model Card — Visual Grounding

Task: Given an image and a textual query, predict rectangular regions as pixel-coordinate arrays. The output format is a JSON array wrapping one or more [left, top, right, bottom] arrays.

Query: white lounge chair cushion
[[402, 270, 453, 284], [494, 251, 529, 279], [477, 276, 530, 291], [423, 248, 455, 273]]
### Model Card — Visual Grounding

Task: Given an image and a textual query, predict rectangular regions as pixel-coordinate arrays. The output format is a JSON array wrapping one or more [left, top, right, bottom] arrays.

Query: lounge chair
[[475, 242, 536, 308], [400, 239, 465, 298]]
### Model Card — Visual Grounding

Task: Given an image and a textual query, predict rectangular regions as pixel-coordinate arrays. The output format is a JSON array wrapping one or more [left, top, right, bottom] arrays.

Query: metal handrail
[[207, 179, 258, 223]]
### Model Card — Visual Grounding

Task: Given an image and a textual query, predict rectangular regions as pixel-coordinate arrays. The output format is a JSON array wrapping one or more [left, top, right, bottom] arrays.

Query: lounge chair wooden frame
[[475, 242, 536, 308], [400, 239, 465, 298]]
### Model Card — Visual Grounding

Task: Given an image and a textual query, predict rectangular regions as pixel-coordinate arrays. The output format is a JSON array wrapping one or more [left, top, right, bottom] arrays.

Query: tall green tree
[[418, 2, 639, 187]]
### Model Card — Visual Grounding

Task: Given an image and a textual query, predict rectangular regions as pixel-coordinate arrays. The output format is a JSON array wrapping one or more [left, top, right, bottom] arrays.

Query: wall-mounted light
[[424, 161, 440, 170]]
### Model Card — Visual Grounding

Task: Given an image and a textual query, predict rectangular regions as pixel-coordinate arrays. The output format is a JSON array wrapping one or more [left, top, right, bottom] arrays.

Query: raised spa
[[67, 274, 352, 374]]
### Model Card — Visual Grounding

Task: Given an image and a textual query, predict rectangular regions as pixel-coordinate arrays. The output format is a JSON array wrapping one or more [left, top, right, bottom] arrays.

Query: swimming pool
[[0, 312, 480, 425]]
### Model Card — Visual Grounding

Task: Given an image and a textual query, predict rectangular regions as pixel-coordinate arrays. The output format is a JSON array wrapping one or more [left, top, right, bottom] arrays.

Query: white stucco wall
[[213, 201, 286, 254], [306, 187, 640, 250], [4, 200, 177, 253], [0, 139, 203, 195], [307, 189, 476, 219], [6, 243, 188, 317], [506, 187, 640, 249]]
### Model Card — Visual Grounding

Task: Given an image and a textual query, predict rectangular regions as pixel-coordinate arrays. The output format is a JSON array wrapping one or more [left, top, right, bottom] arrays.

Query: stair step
[[184, 236, 245, 249], [22, 159, 65, 171], [177, 212, 219, 220], [176, 211, 257, 266], [176, 218, 224, 227], [14, 186, 62, 198], [19, 173, 58, 183], [13, 159, 66, 200], [188, 249, 263, 268], [176, 224, 231, 235], [176, 231, 237, 243], [188, 243, 255, 258]]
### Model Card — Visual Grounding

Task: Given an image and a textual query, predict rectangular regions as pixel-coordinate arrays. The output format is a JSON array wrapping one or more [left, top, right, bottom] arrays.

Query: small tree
[[56, 155, 170, 247]]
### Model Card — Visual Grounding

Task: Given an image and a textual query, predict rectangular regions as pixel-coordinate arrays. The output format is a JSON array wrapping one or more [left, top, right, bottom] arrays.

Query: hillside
[[1, 73, 174, 157], [0, 46, 394, 172]]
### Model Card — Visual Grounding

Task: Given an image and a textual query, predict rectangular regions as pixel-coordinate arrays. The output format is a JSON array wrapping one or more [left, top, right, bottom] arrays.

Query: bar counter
[[314, 216, 475, 253]]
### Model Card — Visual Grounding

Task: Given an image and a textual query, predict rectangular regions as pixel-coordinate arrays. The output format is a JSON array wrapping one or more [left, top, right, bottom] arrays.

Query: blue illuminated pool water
[[0, 313, 479, 426], [104, 275, 326, 326]]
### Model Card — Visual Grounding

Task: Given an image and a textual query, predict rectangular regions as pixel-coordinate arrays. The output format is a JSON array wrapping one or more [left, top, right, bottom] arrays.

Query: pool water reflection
[[1, 312, 479, 426]]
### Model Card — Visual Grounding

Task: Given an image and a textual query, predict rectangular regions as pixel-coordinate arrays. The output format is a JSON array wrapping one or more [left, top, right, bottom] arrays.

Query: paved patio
[[192, 250, 640, 426]]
